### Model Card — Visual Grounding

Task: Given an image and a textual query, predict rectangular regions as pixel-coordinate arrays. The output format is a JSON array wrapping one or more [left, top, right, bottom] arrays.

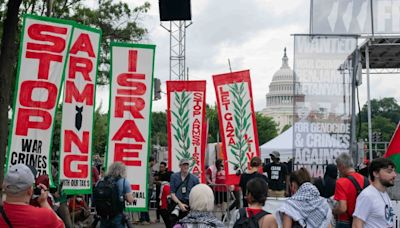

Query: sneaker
[[141, 221, 150, 225]]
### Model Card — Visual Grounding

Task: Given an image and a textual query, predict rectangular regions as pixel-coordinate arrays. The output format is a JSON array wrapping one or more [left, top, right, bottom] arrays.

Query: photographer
[[170, 159, 199, 226], [0, 164, 64, 227]]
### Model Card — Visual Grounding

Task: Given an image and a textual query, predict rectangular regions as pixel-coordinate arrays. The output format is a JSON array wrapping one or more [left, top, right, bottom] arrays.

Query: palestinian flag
[[384, 122, 400, 173]]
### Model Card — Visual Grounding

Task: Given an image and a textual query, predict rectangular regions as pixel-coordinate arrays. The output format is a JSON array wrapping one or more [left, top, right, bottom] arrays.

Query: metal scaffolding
[[161, 21, 192, 80]]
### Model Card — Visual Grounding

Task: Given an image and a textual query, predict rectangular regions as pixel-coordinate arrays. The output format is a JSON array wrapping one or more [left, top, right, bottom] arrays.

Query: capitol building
[[261, 48, 294, 132]]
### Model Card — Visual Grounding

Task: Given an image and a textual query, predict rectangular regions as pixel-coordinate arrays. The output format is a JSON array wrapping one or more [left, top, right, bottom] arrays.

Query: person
[[232, 178, 277, 228], [313, 164, 338, 227], [173, 184, 224, 228], [98, 162, 135, 228], [68, 195, 90, 224], [206, 159, 220, 186], [314, 164, 337, 198], [158, 181, 172, 228], [275, 167, 332, 228], [155, 161, 173, 223], [239, 156, 268, 207], [0, 164, 64, 227], [333, 152, 369, 228], [214, 159, 227, 213], [93, 154, 103, 172], [353, 158, 397, 228], [140, 156, 156, 224], [170, 159, 200, 226], [263, 151, 288, 197]]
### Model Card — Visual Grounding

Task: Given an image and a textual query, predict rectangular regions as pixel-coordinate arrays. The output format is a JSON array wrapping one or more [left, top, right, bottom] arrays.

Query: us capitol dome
[[261, 48, 294, 131]]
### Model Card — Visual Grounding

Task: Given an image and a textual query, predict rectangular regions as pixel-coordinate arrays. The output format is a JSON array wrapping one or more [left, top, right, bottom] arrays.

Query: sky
[[94, 0, 400, 113]]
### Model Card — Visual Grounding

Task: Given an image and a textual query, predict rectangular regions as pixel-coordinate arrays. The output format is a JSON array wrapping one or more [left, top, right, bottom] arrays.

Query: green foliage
[[357, 97, 400, 142], [229, 83, 251, 172], [151, 112, 167, 146], [171, 92, 194, 167], [281, 124, 291, 134], [206, 104, 220, 143], [92, 106, 108, 155], [256, 113, 279, 145]]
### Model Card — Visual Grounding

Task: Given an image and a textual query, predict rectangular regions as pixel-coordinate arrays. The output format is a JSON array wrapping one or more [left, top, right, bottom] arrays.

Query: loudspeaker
[[159, 0, 191, 21]]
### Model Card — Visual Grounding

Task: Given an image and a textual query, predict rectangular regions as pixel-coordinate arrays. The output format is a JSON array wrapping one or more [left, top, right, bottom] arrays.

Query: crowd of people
[[0, 151, 397, 228]]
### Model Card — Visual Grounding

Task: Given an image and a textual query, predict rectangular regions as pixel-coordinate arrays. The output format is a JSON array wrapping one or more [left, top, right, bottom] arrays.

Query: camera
[[171, 205, 180, 216], [33, 187, 41, 195]]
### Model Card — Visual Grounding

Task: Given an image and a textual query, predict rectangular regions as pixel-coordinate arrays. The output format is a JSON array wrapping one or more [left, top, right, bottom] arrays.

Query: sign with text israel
[[106, 43, 155, 211], [293, 35, 357, 177]]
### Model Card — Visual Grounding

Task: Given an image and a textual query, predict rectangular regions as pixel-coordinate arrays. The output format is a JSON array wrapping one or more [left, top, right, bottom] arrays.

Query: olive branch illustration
[[228, 82, 252, 173], [171, 91, 196, 169]]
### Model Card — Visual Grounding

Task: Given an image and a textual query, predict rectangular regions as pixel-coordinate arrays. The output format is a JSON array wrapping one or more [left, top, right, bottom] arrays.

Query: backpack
[[233, 208, 269, 228], [93, 176, 125, 218]]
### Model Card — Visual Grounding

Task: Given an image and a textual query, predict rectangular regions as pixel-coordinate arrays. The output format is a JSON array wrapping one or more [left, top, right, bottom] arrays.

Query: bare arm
[[171, 192, 188, 212], [125, 192, 135, 204], [352, 217, 364, 228], [282, 213, 293, 228], [261, 214, 278, 228], [333, 200, 347, 215]]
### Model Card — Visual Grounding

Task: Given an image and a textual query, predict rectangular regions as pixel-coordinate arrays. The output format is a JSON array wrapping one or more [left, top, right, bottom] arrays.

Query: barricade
[[208, 183, 240, 224]]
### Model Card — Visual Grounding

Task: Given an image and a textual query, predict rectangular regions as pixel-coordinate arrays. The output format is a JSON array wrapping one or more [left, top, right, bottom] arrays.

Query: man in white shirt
[[353, 158, 397, 228]]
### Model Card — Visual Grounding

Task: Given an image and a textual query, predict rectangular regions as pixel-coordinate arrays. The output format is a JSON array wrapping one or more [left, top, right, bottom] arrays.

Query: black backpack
[[93, 176, 125, 218], [233, 208, 269, 228]]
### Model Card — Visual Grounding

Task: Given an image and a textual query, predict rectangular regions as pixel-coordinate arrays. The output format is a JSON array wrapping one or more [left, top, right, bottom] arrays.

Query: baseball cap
[[270, 151, 280, 158], [4, 164, 35, 194], [179, 159, 190, 165]]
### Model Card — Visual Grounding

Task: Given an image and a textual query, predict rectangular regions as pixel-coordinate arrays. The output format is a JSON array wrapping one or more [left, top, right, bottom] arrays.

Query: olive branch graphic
[[228, 82, 252, 173], [171, 91, 196, 169]]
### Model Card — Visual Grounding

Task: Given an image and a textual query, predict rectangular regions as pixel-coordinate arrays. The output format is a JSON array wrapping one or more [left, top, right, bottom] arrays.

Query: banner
[[311, 0, 400, 35], [384, 122, 400, 173], [213, 70, 260, 185], [59, 25, 101, 194], [6, 15, 73, 186], [106, 43, 155, 211], [293, 35, 357, 177], [167, 81, 207, 183]]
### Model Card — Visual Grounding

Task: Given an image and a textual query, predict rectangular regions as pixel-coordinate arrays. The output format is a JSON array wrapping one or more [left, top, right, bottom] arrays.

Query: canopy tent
[[260, 127, 294, 162]]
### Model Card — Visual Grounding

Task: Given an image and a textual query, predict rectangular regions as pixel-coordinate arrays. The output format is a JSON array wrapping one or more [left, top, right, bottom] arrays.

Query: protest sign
[[6, 15, 73, 186], [293, 35, 357, 177], [167, 81, 207, 183], [213, 70, 260, 185], [106, 43, 155, 211], [59, 24, 101, 194]]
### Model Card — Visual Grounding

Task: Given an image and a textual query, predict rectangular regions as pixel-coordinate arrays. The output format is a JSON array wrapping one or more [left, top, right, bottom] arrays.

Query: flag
[[384, 122, 400, 173]]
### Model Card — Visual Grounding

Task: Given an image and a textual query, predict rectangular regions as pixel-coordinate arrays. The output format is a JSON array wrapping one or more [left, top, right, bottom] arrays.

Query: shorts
[[214, 191, 227, 204]]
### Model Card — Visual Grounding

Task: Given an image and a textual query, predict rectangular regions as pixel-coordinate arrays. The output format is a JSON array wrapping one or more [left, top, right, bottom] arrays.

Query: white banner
[[59, 25, 101, 194], [107, 43, 155, 211], [6, 15, 73, 187]]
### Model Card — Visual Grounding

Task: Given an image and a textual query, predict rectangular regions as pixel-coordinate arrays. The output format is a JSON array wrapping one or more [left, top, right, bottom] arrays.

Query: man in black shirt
[[154, 161, 173, 223], [263, 151, 288, 197], [239, 156, 268, 207]]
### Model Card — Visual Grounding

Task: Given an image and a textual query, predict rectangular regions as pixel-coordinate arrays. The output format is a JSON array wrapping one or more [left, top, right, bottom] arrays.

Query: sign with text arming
[[213, 70, 260, 185], [107, 43, 155, 211], [312, 0, 400, 34], [167, 81, 207, 183], [6, 15, 73, 186], [293, 35, 357, 177], [59, 25, 101, 194]]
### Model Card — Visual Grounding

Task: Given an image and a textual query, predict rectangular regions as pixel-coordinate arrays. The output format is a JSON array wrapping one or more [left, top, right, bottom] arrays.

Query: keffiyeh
[[275, 182, 332, 228], [177, 211, 224, 228]]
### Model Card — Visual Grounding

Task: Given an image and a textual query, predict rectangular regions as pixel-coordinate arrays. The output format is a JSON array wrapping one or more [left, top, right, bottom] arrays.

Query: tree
[[151, 112, 167, 146], [0, 0, 150, 186], [281, 124, 291, 134], [255, 112, 278, 145], [357, 98, 400, 142]]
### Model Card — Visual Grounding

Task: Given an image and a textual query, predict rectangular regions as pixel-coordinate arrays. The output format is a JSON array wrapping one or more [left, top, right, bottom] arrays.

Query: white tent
[[260, 127, 294, 162]]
